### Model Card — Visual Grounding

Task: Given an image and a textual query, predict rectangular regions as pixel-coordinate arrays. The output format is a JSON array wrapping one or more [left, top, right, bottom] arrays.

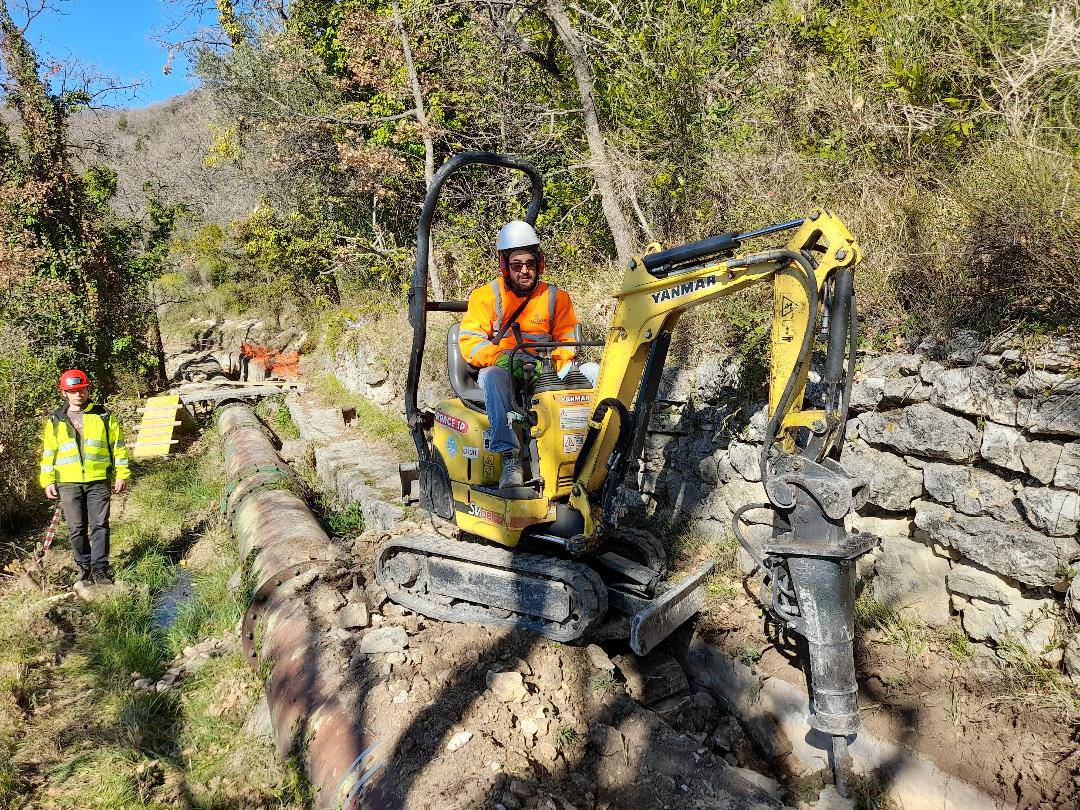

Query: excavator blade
[[629, 561, 715, 656]]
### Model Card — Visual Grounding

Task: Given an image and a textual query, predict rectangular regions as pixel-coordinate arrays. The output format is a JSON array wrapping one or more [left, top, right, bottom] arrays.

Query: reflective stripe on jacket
[[458, 278, 580, 370], [39, 403, 131, 488]]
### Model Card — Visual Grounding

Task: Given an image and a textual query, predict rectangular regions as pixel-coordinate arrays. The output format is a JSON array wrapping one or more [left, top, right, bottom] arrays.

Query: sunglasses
[[508, 259, 537, 271]]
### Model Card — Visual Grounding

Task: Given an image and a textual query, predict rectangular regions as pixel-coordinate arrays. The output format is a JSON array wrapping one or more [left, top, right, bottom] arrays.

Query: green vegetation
[[314, 373, 414, 457], [0, 437, 306, 807], [552, 724, 581, 750], [855, 595, 930, 659]]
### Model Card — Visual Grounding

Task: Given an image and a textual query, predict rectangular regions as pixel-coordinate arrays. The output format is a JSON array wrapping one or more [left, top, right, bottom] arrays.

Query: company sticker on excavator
[[445, 435, 458, 459], [560, 406, 590, 430], [435, 411, 469, 433], [563, 433, 586, 454], [462, 446, 479, 459], [465, 502, 505, 525], [650, 274, 716, 304], [561, 394, 591, 405]]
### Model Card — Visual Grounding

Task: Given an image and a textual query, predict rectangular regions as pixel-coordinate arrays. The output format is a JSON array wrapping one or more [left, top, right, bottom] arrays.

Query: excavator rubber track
[[374, 534, 608, 642]]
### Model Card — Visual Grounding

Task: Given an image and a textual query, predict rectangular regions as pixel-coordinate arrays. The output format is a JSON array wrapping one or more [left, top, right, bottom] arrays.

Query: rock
[[585, 645, 615, 671], [840, 439, 923, 512], [227, 568, 243, 594], [1065, 634, 1080, 684], [812, 784, 856, 810], [947, 562, 1020, 605], [861, 353, 922, 378], [1018, 487, 1080, 537], [742, 710, 792, 761], [922, 462, 1019, 522], [338, 602, 370, 630], [73, 580, 129, 602], [357, 627, 408, 654], [1019, 439, 1063, 485], [920, 360, 945, 384], [980, 422, 1025, 473], [710, 716, 753, 760], [1069, 573, 1080, 618], [945, 329, 984, 365], [881, 376, 932, 404], [1014, 369, 1080, 397], [849, 376, 884, 410], [612, 653, 688, 705], [730, 766, 784, 800], [1054, 443, 1080, 489], [392, 690, 409, 704], [931, 366, 1018, 426], [446, 730, 473, 752], [487, 670, 528, 703], [871, 535, 951, 625], [959, 592, 1058, 659], [728, 442, 762, 482], [1018, 395, 1080, 437], [913, 500, 1075, 587], [848, 513, 912, 539], [858, 404, 980, 462]]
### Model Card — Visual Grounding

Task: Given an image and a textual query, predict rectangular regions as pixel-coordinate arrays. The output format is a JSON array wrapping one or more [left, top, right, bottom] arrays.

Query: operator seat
[[446, 323, 590, 412], [447, 323, 486, 410]]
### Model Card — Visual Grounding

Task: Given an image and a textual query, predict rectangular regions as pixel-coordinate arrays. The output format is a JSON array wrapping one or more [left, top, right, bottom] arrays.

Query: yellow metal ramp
[[132, 395, 183, 458]]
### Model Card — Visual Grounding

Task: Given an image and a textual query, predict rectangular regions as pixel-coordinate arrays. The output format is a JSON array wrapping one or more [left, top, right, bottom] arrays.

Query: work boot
[[499, 451, 524, 489], [91, 568, 114, 585], [76, 566, 92, 583]]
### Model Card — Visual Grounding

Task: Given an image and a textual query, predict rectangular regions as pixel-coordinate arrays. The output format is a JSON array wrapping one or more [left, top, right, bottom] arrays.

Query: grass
[[313, 373, 415, 457], [257, 394, 301, 441], [737, 643, 763, 667], [855, 595, 930, 660], [0, 433, 307, 808], [321, 499, 366, 537], [552, 724, 580, 750], [589, 671, 617, 694]]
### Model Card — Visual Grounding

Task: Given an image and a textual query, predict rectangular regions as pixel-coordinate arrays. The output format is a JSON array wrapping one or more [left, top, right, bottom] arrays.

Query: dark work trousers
[[58, 481, 112, 573]]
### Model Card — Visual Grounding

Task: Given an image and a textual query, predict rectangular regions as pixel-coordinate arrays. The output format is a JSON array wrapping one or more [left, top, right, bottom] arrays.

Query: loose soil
[[696, 576, 1080, 809]]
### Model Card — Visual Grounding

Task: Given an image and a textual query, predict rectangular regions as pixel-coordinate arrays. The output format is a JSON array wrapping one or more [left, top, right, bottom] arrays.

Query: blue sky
[[25, 1, 212, 107]]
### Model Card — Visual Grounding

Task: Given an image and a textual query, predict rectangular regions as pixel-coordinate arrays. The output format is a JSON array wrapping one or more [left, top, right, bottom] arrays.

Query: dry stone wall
[[632, 331, 1080, 675]]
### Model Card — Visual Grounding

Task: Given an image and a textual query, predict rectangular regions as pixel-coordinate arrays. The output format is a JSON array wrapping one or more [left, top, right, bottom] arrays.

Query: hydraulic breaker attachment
[[741, 455, 879, 794]]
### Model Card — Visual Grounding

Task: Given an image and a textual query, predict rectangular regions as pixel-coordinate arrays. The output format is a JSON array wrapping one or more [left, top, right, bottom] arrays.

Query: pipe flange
[[223, 475, 306, 532], [240, 558, 331, 668], [220, 464, 300, 522]]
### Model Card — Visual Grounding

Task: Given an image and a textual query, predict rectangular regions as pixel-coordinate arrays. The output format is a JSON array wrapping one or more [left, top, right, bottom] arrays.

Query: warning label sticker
[[563, 433, 585, 454], [560, 406, 590, 431], [482, 429, 492, 451]]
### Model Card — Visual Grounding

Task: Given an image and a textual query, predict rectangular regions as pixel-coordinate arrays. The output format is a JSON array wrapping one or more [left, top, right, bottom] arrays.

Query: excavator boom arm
[[573, 210, 859, 506]]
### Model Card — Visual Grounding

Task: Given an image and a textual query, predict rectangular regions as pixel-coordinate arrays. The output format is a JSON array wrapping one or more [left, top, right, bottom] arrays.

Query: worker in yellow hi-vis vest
[[39, 370, 131, 584]]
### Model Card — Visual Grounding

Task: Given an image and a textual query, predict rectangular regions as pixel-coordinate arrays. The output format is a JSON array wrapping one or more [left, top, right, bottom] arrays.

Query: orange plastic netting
[[241, 343, 300, 379]]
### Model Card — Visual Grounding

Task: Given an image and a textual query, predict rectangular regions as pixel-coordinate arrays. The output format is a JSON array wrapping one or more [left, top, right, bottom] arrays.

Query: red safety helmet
[[58, 369, 91, 392]]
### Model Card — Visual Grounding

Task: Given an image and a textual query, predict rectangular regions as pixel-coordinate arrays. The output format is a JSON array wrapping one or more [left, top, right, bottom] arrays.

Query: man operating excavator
[[458, 221, 598, 490]]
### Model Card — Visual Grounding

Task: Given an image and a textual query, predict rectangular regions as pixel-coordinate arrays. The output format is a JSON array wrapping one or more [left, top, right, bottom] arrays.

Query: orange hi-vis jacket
[[458, 277, 580, 370]]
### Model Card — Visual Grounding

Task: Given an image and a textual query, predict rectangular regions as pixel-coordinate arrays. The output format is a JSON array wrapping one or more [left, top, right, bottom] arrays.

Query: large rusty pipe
[[216, 403, 392, 808]]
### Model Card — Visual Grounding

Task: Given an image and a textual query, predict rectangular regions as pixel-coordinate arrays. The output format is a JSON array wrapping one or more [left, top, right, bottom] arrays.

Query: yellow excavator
[[381, 152, 876, 789]]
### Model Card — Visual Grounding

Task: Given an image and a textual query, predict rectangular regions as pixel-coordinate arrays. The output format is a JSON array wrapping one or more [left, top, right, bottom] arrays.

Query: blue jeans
[[478, 366, 518, 454]]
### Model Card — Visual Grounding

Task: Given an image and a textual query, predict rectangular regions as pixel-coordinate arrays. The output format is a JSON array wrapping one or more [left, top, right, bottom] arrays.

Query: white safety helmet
[[496, 220, 540, 253]]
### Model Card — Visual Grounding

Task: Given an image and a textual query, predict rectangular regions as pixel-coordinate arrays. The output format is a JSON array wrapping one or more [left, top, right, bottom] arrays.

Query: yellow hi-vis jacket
[[39, 403, 131, 488], [458, 277, 580, 370]]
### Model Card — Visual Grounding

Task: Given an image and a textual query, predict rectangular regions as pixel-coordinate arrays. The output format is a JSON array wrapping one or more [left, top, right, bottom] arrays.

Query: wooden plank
[[180, 387, 302, 404]]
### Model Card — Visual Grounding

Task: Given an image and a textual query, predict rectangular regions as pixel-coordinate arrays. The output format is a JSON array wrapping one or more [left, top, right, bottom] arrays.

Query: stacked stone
[[633, 330, 1080, 674]]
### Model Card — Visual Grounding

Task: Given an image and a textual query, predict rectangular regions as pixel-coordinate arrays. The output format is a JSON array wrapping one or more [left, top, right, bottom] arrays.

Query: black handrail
[[405, 152, 544, 462]]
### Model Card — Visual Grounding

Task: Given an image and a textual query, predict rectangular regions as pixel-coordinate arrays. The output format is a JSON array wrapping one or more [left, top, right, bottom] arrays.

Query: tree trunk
[[147, 308, 167, 388], [393, 0, 445, 300], [543, 0, 634, 267]]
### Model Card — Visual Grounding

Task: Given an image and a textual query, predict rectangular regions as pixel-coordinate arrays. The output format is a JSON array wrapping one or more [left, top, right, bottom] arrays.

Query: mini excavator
[[380, 152, 876, 789]]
